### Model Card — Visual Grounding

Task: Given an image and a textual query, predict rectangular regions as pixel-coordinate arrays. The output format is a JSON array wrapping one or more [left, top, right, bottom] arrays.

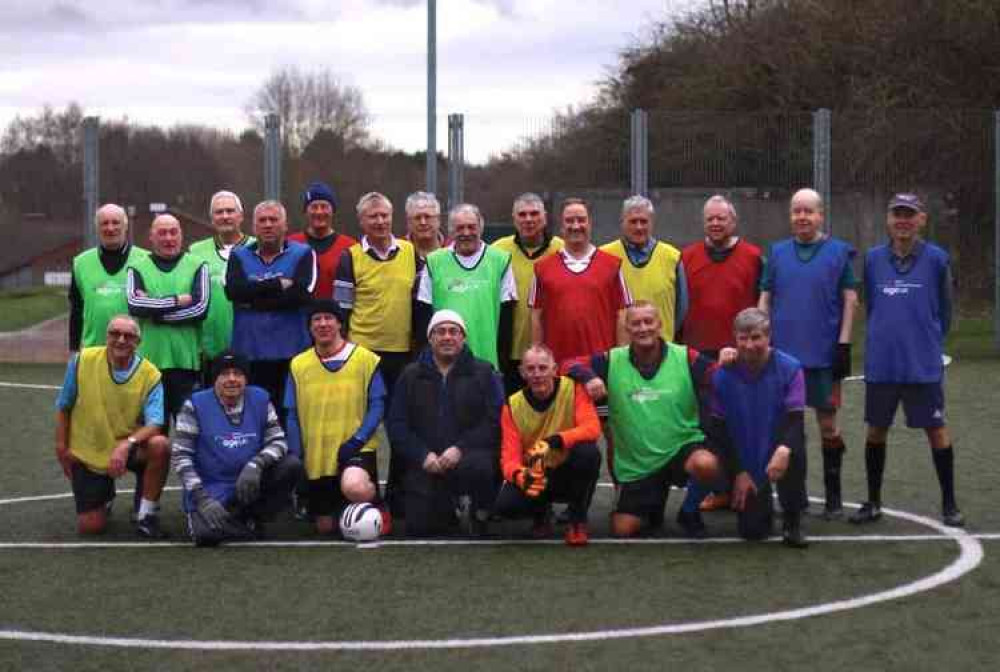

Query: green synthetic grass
[[0, 287, 67, 332], [1, 328, 998, 671]]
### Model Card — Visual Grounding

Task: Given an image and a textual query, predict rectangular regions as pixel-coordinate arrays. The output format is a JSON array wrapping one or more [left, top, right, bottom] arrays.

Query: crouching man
[[495, 344, 601, 545], [54, 315, 171, 538], [388, 310, 502, 537], [172, 350, 302, 546], [713, 308, 809, 548]]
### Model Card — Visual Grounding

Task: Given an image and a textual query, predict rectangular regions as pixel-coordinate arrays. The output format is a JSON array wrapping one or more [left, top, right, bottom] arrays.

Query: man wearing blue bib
[[759, 188, 858, 520], [173, 351, 302, 546], [850, 193, 962, 527]]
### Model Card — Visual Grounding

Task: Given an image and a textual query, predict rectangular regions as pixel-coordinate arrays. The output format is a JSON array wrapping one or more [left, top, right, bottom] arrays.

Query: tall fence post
[[447, 113, 465, 210], [264, 114, 282, 201], [813, 108, 833, 232], [994, 110, 999, 350], [426, 0, 438, 194], [82, 116, 100, 249], [630, 109, 649, 196]]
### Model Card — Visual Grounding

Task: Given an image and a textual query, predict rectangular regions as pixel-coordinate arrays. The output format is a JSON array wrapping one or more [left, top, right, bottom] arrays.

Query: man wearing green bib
[[416, 203, 517, 369], [574, 301, 723, 538], [188, 190, 254, 382], [69, 203, 149, 351], [127, 214, 210, 422]]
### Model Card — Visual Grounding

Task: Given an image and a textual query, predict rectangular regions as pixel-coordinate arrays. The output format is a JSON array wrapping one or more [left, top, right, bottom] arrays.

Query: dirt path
[[0, 314, 70, 364]]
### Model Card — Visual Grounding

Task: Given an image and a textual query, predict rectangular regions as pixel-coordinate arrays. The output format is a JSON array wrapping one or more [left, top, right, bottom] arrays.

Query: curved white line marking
[[0, 493, 983, 650]]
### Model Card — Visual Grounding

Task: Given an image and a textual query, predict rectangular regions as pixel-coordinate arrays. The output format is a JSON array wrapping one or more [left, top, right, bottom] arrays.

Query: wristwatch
[[127, 436, 138, 446]]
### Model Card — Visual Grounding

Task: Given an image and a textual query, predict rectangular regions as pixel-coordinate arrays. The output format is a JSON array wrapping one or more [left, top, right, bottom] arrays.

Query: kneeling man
[[388, 310, 501, 537], [713, 308, 809, 548], [55, 315, 170, 538], [495, 344, 601, 545], [286, 301, 386, 535], [575, 301, 722, 538], [172, 350, 302, 546]]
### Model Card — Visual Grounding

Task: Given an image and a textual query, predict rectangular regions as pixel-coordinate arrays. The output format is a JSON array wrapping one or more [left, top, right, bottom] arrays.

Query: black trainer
[[676, 510, 707, 539], [848, 502, 882, 524], [942, 507, 965, 528], [782, 515, 809, 549], [136, 514, 169, 539]]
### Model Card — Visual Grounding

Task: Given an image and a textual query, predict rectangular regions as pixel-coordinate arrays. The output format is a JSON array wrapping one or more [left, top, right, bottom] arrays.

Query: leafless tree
[[244, 66, 371, 156]]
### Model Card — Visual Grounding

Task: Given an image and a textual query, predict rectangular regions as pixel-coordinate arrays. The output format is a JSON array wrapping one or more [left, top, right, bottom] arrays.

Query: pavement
[[0, 314, 70, 364]]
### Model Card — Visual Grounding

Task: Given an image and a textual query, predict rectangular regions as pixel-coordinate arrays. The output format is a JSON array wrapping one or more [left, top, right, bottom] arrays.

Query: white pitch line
[[0, 494, 986, 651], [0, 381, 61, 391], [0, 533, 995, 550]]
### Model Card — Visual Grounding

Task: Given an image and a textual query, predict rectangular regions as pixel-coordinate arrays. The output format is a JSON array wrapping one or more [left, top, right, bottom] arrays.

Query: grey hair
[[621, 194, 654, 219], [405, 191, 441, 217], [520, 343, 556, 364], [94, 203, 128, 230], [356, 191, 393, 218], [448, 203, 484, 234], [703, 194, 738, 221], [513, 192, 546, 216], [253, 200, 287, 221], [107, 313, 141, 339], [732, 307, 771, 335], [209, 190, 243, 216]]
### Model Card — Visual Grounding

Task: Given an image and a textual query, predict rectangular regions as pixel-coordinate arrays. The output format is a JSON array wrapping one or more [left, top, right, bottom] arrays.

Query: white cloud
[[0, 0, 675, 160]]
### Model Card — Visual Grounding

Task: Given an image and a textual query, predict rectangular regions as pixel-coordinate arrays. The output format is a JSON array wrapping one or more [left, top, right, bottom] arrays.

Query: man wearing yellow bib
[[55, 315, 171, 538], [492, 193, 564, 395], [285, 300, 387, 536], [601, 195, 687, 342], [496, 345, 601, 546], [574, 301, 723, 538]]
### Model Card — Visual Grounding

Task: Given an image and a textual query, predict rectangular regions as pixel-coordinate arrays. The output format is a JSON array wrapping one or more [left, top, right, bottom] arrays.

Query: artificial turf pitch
[[1, 347, 998, 671]]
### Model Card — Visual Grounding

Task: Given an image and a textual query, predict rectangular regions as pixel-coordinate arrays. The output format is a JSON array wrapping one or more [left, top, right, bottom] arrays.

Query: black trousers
[[403, 450, 498, 536], [377, 350, 414, 515], [738, 446, 808, 540], [248, 359, 291, 427], [187, 455, 302, 546], [494, 441, 601, 524]]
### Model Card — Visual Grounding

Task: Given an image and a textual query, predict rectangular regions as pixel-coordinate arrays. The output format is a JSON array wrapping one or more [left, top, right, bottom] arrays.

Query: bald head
[[789, 188, 825, 243], [150, 214, 183, 259], [790, 188, 823, 211]]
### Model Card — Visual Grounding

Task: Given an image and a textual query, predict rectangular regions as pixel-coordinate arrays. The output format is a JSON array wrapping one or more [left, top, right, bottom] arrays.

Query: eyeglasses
[[108, 329, 139, 342]]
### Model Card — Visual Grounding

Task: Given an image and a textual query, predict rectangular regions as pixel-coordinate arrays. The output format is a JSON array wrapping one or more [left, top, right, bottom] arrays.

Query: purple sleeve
[[785, 368, 806, 412], [709, 369, 725, 417]]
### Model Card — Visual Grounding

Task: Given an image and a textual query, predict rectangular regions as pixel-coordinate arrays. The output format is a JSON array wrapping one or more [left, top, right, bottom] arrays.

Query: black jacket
[[387, 345, 502, 466]]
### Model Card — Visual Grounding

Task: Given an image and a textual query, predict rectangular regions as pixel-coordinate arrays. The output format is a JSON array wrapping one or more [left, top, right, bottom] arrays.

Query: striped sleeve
[[255, 401, 288, 467], [171, 399, 203, 492], [161, 263, 210, 323]]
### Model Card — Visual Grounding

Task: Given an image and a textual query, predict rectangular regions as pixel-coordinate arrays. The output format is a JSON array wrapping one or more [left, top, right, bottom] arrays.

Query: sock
[[681, 480, 708, 513], [932, 446, 957, 511], [865, 441, 887, 505], [821, 435, 845, 507], [137, 498, 159, 520]]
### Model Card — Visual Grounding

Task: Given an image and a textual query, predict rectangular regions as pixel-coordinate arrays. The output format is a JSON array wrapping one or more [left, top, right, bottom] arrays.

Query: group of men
[[55, 182, 962, 547]]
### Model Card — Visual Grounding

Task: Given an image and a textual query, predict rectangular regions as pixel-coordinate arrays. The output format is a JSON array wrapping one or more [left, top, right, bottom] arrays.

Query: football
[[339, 502, 383, 542]]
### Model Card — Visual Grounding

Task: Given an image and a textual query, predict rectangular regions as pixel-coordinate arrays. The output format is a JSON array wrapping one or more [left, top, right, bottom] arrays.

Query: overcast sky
[[0, 0, 679, 161]]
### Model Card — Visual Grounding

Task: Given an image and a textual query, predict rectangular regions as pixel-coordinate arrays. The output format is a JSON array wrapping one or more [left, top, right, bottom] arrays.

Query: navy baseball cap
[[888, 193, 924, 213]]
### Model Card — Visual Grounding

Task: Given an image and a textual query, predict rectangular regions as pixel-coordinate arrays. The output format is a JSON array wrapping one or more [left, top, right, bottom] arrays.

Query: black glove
[[832, 343, 852, 380], [235, 460, 263, 504], [338, 437, 365, 467], [193, 488, 229, 530], [540, 434, 565, 468]]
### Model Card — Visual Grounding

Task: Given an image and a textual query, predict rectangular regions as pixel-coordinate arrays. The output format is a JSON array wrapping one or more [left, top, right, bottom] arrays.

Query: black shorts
[[306, 452, 377, 518], [70, 446, 143, 513], [865, 382, 945, 429], [615, 442, 701, 517]]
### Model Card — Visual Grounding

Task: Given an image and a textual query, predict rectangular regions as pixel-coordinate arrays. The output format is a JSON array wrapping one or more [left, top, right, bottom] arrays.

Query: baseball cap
[[888, 193, 924, 213]]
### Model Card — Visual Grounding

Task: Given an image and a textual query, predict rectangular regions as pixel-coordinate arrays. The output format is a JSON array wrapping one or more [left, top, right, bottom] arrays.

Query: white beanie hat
[[427, 309, 467, 337]]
